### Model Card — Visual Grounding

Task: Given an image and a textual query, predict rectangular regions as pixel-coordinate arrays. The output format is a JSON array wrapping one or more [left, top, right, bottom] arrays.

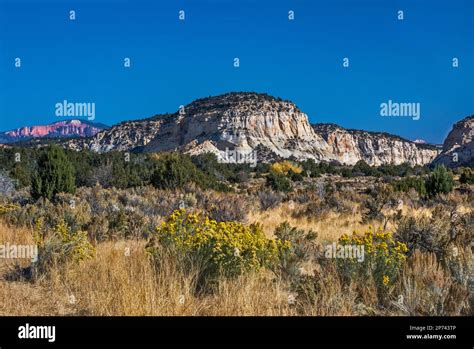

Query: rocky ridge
[[0, 119, 107, 144], [68, 92, 441, 166]]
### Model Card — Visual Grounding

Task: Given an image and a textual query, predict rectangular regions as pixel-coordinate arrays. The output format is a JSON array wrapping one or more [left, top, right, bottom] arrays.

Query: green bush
[[151, 153, 228, 191], [151, 153, 198, 189], [0, 147, 39, 188], [459, 168, 474, 185], [425, 165, 454, 197], [352, 160, 376, 176], [274, 222, 318, 278], [31, 145, 76, 201], [191, 153, 251, 183], [392, 176, 427, 197], [266, 171, 292, 192], [300, 159, 321, 178], [289, 170, 304, 182]]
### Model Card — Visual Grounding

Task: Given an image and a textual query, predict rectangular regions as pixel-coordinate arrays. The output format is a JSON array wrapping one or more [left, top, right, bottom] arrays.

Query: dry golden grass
[[0, 217, 359, 316], [248, 202, 369, 241], [45, 240, 300, 316], [249, 200, 472, 243], [0, 194, 471, 316], [0, 221, 63, 315], [0, 221, 296, 315], [295, 266, 359, 316], [0, 221, 36, 275], [247, 201, 420, 242], [0, 280, 63, 316], [0, 220, 35, 246]]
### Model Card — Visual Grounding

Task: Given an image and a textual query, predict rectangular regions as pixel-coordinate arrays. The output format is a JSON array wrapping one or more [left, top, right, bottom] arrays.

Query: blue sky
[[0, 0, 473, 144]]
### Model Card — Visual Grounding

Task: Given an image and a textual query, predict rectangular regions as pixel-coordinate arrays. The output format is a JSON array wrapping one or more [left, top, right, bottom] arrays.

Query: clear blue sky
[[1, 0, 473, 144]]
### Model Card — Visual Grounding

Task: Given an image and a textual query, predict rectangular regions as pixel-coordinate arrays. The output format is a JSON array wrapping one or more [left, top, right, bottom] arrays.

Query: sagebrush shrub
[[257, 190, 283, 210], [203, 193, 251, 222], [395, 206, 473, 259], [395, 250, 471, 315], [274, 222, 318, 278], [361, 185, 394, 224]]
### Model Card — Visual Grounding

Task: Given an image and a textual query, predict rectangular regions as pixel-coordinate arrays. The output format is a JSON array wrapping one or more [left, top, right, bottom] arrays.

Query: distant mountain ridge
[[65, 92, 442, 166], [0, 119, 108, 144]]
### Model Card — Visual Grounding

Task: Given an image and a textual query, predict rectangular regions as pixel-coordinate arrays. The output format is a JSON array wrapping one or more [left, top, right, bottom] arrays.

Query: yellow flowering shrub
[[0, 203, 20, 214], [33, 218, 95, 278], [147, 209, 289, 281], [337, 227, 408, 291], [270, 160, 303, 175]]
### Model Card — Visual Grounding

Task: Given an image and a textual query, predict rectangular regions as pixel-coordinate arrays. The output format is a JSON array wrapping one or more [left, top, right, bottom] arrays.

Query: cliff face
[[0, 120, 106, 144], [313, 124, 440, 166], [68, 93, 334, 162], [67, 117, 171, 153], [66, 92, 442, 166], [432, 115, 474, 168], [140, 93, 333, 161]]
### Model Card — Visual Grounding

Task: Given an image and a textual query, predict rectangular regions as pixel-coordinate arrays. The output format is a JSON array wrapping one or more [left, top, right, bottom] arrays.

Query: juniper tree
[[31, 145, 76, 201]]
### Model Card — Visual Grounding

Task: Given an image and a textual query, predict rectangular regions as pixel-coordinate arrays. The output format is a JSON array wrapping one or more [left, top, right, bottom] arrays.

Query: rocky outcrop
[[68, 93, 334, 162], [143, 93, 333, 160], [432, 115, 474, 168], [312, 123, 440, 166], [0, 119, 107, 144], [65, 92, 443, 166], [67, 116, 172, 153]]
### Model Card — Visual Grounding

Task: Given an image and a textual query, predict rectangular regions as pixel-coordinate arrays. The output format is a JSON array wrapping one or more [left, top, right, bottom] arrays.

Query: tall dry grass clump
[[44, 240, 295, 316]]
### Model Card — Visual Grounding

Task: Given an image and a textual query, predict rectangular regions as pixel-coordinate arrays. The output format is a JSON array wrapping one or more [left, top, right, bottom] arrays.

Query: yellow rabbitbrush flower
[[30, 218, 95, 279], [147, 209, 290, 280], [37, 220, 95, 263], [0, 203, 20, 214], [337, 228, 408, 291], [270, 160, 303, 175]]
